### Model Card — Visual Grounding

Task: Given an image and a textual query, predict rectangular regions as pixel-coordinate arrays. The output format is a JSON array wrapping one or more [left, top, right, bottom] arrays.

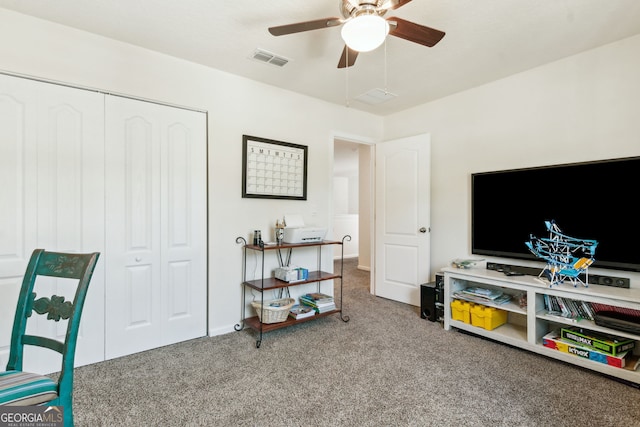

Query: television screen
[[471, 156, 640, 272]]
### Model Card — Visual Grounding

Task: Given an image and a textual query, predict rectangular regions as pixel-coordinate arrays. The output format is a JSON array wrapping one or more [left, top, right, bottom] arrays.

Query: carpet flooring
[[71, 258, 640, 426]]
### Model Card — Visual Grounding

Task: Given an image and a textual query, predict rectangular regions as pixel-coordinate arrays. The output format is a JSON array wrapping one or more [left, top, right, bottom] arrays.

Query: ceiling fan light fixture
[[341, 14, 389, 52]]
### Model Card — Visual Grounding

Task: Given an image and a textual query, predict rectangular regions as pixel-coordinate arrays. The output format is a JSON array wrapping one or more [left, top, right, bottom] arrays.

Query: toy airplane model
[[525, 220, 598, 287]]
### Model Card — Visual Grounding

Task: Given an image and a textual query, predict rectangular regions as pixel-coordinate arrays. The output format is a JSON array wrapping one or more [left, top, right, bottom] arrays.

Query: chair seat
[[0, 371, 58, 406]]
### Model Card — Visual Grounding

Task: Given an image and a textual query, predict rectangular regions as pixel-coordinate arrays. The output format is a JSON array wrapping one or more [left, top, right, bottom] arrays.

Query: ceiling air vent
[[355, 88, 397, 105], [250, 48, 289, 67]]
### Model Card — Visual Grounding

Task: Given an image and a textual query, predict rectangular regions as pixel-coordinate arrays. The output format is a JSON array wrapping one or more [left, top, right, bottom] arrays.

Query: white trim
[[0, 69, 207, 113]]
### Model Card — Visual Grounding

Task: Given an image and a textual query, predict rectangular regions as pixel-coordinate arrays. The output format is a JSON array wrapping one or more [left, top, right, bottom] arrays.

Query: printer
[[283, 214, 327, 244]]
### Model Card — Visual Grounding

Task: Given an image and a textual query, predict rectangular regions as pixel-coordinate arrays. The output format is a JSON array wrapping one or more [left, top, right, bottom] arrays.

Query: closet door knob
[[419, 227, 427, 233]]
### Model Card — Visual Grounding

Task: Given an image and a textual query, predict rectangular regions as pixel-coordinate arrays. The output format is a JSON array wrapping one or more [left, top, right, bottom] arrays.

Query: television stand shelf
[[443, 267, 640, 386], [234, 236, 350, 348]]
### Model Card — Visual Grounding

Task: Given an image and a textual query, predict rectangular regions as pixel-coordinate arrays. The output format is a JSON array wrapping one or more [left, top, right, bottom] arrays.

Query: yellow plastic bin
[[450, 299, 473, 324], [470, 304, 507, 331]]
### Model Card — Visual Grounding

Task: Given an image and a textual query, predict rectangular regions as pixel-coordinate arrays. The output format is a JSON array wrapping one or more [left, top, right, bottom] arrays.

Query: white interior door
[[105, 96, 207, 359], [374, 134, 430, 306], [0, 74, 105, 373]]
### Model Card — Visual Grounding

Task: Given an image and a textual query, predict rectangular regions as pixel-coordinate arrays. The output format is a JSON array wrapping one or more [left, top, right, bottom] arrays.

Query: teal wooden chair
[[0, 249, 100, 427]]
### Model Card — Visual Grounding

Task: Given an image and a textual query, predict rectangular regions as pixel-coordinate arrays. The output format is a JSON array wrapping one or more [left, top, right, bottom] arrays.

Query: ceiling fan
[[268, 0, 445, 68]]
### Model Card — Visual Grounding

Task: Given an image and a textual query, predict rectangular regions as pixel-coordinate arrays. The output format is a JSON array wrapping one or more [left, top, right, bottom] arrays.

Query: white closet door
[[0, 75, 38, 370], [0, 74, 105, 373], [105, 96, 206, 359]]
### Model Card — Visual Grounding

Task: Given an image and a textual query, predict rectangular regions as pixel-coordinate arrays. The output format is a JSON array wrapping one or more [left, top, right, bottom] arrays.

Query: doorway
[[333, 138, 372, 272]]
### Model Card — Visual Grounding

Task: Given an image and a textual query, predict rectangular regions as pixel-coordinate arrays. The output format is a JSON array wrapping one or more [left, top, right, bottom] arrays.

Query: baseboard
[[357, 265, 370, 272], [208, 324, 238, 337]]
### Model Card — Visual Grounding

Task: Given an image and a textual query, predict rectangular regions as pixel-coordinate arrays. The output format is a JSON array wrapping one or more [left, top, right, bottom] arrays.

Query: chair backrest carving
[[28, 293, 74, 321]]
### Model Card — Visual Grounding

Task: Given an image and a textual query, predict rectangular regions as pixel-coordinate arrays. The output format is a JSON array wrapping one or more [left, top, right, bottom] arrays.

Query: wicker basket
[[251, 298, 295, 324]]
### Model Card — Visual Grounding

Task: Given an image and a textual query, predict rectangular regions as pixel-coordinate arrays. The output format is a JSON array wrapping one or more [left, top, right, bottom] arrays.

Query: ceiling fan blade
[[269, 17, 342, 36], [387, 17, 445, 47], [380, 0, 413, 11], [338, 45, 359, 68]]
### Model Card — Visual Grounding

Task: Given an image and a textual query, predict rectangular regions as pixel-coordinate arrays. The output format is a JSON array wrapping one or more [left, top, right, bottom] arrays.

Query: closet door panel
[[106, 96, 206, 359], [161, 112, 207, 345], [123, 119, 158, 334], [105, 98, 162, 359], [32, 83, 105, 371], [0, 75, 105, 372], [0, 75, 38, 370]]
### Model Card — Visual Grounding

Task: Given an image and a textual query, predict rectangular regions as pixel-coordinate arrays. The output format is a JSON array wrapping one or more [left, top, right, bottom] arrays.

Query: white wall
[[383, 34, 640, 287], [333, 213, 359, 259], [333, 177, 351, 215], [0, 8, 384, 336]]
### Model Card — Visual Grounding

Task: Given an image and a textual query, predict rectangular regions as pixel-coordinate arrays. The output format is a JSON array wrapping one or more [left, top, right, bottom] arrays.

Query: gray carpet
[[72, 258, 640, 426]]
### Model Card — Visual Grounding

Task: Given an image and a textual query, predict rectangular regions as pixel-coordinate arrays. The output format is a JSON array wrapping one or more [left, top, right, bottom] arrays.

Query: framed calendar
[[242, 135, 308, 200]]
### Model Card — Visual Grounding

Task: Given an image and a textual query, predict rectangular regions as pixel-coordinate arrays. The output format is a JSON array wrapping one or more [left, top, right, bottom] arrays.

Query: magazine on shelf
[[459, 287, 505, 300], [300, 300, 336, 313], [454, 291, 511, 305], [544, 311, 581, 323], [302, 292, 334, 304], [300, 294, 334, 307]]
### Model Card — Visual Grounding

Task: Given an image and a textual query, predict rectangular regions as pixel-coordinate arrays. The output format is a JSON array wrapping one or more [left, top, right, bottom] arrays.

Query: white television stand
[[443, 267, 640, 385]]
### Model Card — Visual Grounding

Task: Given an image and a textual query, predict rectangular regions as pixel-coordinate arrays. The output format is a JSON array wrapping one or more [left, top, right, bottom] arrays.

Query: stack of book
[[454, 286, 512, 305], [300, 292, 336, 313]]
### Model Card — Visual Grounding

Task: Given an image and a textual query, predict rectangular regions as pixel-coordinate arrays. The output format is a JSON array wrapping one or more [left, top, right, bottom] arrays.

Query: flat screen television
[[471, 156, 640, 272]]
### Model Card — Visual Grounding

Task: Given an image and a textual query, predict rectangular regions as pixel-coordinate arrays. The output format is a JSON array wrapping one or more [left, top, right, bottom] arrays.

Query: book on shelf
[[565, 300, 577, 317], [572, 300, 588, 320], [556, 297, 572, 318], [289, 304, 316, 320], [542, 330, 630, 369], [311, 304, 336, 314]]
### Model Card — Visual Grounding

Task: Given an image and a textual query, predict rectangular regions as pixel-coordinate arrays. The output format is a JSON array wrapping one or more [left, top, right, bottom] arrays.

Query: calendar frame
[[242, 135, 308, 200]]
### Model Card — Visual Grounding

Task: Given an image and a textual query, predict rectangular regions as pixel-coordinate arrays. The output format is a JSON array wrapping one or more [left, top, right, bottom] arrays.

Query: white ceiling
[[2, 0, 640, 116]]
